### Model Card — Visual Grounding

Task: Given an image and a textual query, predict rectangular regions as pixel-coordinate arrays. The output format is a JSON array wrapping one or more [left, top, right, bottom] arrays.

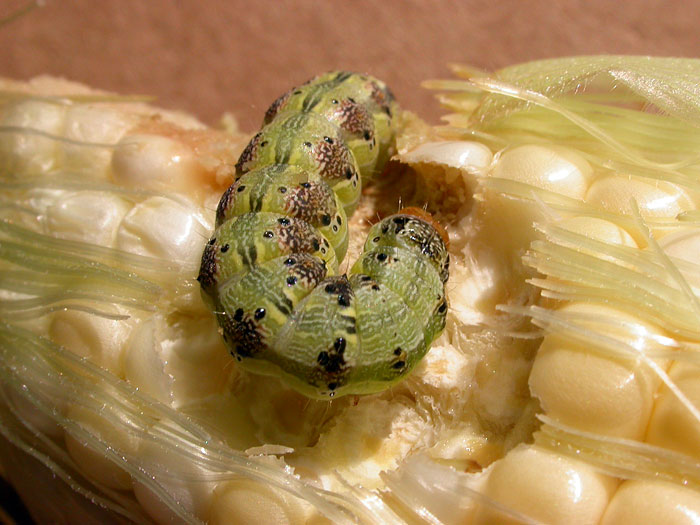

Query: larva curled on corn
[[197, 72, 450, 399], [1, 57, 700, 525]]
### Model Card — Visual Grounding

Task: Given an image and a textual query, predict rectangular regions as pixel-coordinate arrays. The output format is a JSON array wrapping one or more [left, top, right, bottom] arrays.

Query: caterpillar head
[[365, 208, 450, 284]]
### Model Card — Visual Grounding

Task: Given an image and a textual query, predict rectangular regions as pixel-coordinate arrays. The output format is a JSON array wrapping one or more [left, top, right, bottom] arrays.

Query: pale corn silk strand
[[1, 56, 700, 524]]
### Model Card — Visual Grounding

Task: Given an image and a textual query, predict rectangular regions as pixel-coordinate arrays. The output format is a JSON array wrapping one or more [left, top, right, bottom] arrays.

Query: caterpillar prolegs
[[198, 72, 449, 399]]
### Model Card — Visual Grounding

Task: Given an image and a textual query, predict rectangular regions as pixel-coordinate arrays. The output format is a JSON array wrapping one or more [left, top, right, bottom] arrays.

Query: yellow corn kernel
[[529, 303, 667, 440], [473, 444, 618, 524], [601, 480, 700, 525]]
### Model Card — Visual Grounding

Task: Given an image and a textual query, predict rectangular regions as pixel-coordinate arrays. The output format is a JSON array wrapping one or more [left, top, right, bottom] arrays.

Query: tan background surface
[[1, 0, 699, 131]]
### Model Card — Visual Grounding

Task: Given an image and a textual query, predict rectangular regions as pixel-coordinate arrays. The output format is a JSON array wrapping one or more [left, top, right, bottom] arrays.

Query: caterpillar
[[198, 71, 449, 399]]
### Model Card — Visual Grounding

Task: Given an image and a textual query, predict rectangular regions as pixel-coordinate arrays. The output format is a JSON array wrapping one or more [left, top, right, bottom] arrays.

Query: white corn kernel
[[180, 394, 260, 451], [474, 444, 617, 524], [493, 144, 594, 198], [601, 480, 700, 525], [473, 145, 595, 310], [4, 385, 65, 439], [115, 196, 210, 266], [660, 228, 700, 292], [3, 343, 68, 439], [486, 145, 594, 248], [661, 227, 700, 261], [556, 216, 637, 248], [401, 140, 493, 173], [122, 314, 232, 407], [122, 315, 172, 404], [45, 191, 130, 246], [60, 105, 135, 177], [63, 403, 139, 491], [210, 479, 318, 525], [529, 303, 666, 440], [586, 176, 696, 220], [645, 360, 700, 459], [131, 421, 218, 524], [0, 100, 66, 174], [112, 134, 201, 192], [49, 308, 132, 377]]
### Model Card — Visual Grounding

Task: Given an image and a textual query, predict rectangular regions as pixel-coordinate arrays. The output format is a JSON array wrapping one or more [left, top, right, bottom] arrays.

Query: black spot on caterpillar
[[198, 71, 449, 399]]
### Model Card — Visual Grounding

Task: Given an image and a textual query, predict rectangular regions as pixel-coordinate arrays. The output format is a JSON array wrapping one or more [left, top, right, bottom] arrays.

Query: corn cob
[[0, 57, 699, 524]]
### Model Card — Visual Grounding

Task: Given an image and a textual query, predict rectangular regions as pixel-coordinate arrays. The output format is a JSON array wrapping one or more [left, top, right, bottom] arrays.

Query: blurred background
[[1, 1, 699, 131]]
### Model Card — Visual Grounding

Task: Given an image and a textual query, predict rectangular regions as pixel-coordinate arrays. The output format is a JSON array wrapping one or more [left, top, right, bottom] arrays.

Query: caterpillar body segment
[[199, 72, 449, 399], [263, 70, 398, 179], [235, 112, 363, 216], [215, 164, 350, 263]]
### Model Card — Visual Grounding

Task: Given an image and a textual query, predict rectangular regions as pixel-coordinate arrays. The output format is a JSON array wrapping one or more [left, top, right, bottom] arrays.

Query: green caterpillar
[[198, 72, 449, 399]]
